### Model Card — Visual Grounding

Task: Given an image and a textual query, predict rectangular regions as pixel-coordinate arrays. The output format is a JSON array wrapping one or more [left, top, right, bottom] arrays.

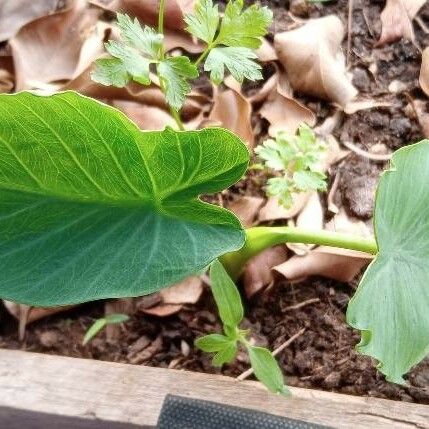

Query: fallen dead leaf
[[274, 209, 373, 283], [104, 298, 134, 343], [258, 193, 311, 223], [243, 246, 288, 298], [139, 276, 203, 317], [411, 99, 429, 138], [229, 196, 264, 227], [161, 276, 203, 305], [377, 0, 425, 46], [129, 335, 163, 364], [209, 87, 254, 147], [260, 70, 316, 136], [142, 304, 183, 317], [420, 47, 429, 97], [256, 39, 278, 62], [287, 192, 324, 255], [10, 0, 100, 90], [275, 15, 357, 107], [3, 301, 75, 340], [0, 56, 14, 93], [274, 247, 370, 283], [0, 0, 68, 41], [91, 0, 195, 30], [112, 101, 175, 130]]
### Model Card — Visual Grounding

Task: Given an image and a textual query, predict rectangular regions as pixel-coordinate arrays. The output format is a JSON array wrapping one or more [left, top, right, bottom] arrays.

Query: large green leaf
[[347, 140, 429, 383], [0, 91, 248, 306]]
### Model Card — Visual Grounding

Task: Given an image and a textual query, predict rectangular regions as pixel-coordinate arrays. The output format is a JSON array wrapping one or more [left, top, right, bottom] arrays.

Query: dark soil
[[1, 0, 429, 405]]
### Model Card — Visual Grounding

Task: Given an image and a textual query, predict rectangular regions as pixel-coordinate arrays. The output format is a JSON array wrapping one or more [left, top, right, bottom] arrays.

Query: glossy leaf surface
[[0, 91, 248, 306]]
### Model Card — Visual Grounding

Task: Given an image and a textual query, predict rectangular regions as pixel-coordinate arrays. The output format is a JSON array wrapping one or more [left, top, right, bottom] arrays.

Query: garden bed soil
[[1, 0, 429, 405]]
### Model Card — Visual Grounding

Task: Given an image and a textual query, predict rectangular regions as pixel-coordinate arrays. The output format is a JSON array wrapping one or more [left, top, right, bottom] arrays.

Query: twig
[[236, 328, 306, 381], [347, 0, 354, 67], [283, 298, 320, 312], [361, 9, 374, 38], [416, 17, 429, 34], [341, 140, 392, 161]]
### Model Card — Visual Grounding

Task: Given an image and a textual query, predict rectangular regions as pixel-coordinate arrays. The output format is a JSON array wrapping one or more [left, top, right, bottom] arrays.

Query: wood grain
[[0, 349, 428, 428]]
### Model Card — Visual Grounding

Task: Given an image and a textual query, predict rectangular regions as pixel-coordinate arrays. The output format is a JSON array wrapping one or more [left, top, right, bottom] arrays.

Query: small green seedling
[[196, 260, 289, 395], [92, 0, 272, 129], [83, 314, 130, 345], [255, 124, 327, 208]]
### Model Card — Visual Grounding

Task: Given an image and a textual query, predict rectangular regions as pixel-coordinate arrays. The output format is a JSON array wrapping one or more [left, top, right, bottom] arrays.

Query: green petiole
[[221, 226, 378, 279]]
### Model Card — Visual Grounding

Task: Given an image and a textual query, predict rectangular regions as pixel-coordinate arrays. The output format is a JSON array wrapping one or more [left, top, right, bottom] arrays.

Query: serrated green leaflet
[[205, 47, 262, 85], [184, 0, 220, 44], [347, 140, 429, 383], [0, 91, 248, 306]]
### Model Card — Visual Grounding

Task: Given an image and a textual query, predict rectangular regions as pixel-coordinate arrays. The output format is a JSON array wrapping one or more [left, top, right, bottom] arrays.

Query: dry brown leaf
[[287, 192, 324, 255], [228, 196, 264, 227], [104, 298, 134, 343], [411, 99, 429, 138], [112, 101, 175, 130], [243, 246, 288, 298], [274, 15, 357, 107], [258, 193, 311, 223], [160, 276, 203, 305], [260, 71, 316, 136], [377, 0, 425, 46], [420, 47, 429, 97], [10, 0, 100, 90], [256, 39, 278, 62], [140, 276, 203, 317], [91, 0, 194, 30], [0, 56, 14, 93], [0, 0, 68, 41], [275, 209, 372, 283], [141, 304, 183, 317], [209, 87, 254, 147], [3, 301, 75, 340], [326, 208, 372, 237], [274, 247, 370, 283]]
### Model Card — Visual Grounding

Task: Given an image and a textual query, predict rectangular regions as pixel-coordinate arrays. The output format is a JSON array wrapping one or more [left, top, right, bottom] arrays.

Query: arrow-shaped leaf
[[347, 140, 429, 383], [0, 91, 248, 306]]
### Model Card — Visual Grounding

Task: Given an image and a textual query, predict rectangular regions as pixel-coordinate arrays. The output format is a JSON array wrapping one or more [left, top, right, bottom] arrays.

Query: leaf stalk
[[220, 226, 378, 279]]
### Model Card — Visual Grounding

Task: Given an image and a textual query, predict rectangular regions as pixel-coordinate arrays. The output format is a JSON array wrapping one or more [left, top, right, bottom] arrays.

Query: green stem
[[158, 0, 166, 35], [220, 226, 378, 279], [156, 0, 185, 131], [194, 45, 212, 67], [170, 108, 185, 130]]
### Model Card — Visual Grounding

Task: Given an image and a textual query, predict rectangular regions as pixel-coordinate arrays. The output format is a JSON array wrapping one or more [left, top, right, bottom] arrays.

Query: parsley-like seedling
[[255, 124, 327, 208], [91, 1, 272, 130], [187, 0, 273, 83]]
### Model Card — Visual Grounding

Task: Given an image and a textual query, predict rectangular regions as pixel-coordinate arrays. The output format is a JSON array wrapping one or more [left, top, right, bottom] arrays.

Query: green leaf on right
[[347, 140, 429, 384], [0, 91, 248, 307]]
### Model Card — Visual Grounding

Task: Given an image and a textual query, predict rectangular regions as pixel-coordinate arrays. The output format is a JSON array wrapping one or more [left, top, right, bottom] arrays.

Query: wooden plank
[[0, 349, 428, 429]]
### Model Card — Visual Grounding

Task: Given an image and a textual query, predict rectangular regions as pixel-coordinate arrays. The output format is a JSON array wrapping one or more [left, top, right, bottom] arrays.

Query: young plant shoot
[[92, 0, 272, 130], [1, 0, 429, 396], [255, 124, 327, 208], [196, 260, 289, 395]]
